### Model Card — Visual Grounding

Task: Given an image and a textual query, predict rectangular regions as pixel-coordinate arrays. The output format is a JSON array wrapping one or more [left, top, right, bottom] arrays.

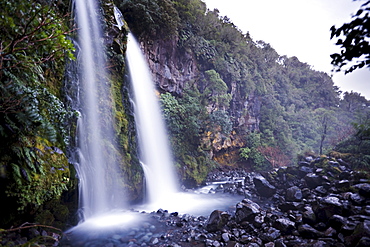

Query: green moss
[[99, 1, 143, 201], [180, 154, 212, 185]]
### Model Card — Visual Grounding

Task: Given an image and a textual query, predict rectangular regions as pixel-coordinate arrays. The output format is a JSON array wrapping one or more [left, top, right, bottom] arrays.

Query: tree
[[201, 69, 231, 111], [119, 0, 180, 39], [340, 91, 369, 112], [330, 0, 370, 74], [314, 108, 337, 154], [0, 1, 75, 73], [257, 146, 290, 168]]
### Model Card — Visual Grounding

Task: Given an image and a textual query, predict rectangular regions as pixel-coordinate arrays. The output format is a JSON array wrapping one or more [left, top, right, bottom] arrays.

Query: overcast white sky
[[202, 0, 370, 99]]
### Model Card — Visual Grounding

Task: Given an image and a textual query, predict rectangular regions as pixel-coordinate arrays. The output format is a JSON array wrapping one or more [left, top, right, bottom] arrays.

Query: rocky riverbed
[[1, 155, 369, 246]]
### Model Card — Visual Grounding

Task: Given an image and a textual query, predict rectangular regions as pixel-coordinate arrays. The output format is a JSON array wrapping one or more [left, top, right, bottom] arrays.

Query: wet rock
[[356, 237, 370, 247], [324, 227, 337, 237], [297, 224, 324, 239], [339, 171, 352, 180], [150, 237, 159, 244], [274, 238, 287, 247], [235, 199, 261, 223], [259, 227, 281, 242], [341, 221, 358, 235], [264, 242, 275, 247], [299, 161, 311, 166], [225, 241, 240, 247], [336, 180, 350, 189], [364, 205, 370, 215], [279, 201, 304, 211], [206, 210, 230, 232], [59, 156, 370, 247], [273, 218, 296, 234], [328, 214, 346, 230], [253, 175, 276, 197], [353, 183, 370, 197], [302, 206, 317, 225], [221, 232, 230, 242], [314, 196, 343, 221], [286, 186, 302, 201], [349, 192, 365, 205], [304, 173, 323, 189], [298, 165, 314, 178], [345, 221, 370, 246], [315, 186, 327, 195], [253, 215, 264, 228]]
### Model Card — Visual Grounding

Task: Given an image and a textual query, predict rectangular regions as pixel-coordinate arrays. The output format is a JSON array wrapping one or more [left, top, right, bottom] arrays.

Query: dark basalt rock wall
[[140, 37, 261, 167], [142, 38, 198, 95]]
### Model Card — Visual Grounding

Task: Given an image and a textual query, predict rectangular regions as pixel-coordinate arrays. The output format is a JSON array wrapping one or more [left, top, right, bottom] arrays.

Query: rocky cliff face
[[141, 37, 261, 166], [142, 38, 198, 95]]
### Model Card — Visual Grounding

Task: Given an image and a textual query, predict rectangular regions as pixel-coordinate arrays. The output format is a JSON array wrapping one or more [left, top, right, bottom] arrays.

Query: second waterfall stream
[[126, 33, 179, 206]]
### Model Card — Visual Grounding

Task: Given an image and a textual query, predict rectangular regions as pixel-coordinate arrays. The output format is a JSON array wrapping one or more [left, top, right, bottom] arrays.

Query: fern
[[23, 148, 36, 173], [10, 163, 22, 185]]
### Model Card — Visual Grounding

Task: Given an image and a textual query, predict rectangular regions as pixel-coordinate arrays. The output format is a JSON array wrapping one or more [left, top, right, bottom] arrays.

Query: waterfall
[[72, 0, 125, 221], [126, 33, 179, 205]]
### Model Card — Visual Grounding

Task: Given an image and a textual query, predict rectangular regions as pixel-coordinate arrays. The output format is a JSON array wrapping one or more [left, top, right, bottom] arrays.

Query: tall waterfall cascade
[[63, 2, 244, 239], [126, 33, 179, 205], [73, 0, 125, 221]]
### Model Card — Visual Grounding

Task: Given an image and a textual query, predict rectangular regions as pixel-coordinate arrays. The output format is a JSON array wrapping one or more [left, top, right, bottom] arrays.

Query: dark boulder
[[253, 175, 276, 197], [297, 224, 324, 239], [206, 210, 230, 232], [304, 173, 323, 189], [272, 218, 296, 234], [345, 221, 370, 246], [286, 186, 302, 201], [353, 183, 370, 198], [328, 214, 346, 231], [356, 237, 370, 247], [314, 196, 343, 221], [259, 227, 281, 242], [279, 201, 304, 211], [235, 199, 261, 223]]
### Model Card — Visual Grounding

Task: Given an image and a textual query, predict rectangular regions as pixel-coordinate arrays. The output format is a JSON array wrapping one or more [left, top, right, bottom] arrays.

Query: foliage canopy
[[330, 0, 370, 74]]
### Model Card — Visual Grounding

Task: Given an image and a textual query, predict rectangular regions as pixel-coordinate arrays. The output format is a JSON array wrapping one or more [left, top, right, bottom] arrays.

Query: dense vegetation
[[0, 0, 76, 227], [0, 0, 369, 237]]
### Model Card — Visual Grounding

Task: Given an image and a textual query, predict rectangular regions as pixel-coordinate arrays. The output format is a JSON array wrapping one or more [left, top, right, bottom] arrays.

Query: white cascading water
[[125, 34, 244, 216], [126, 33, 179, 206], [73, 0, 125, 221]]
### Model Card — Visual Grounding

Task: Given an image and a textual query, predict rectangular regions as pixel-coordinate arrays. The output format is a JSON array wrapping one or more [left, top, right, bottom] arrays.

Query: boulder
[[272, 218, 296, 234], [253, 175, 276, 197], [259, 227, 281, 242], [206, 210, 230, 232], [314, 196, 343, 221], [356, 237, 370, 247], [297, 224, 324, 239], [286, 186, 302, 201], [235, 199, 261, 223], [353, 183, 370, 197], [327, 215, 346, 231], [221, 233, 230, 243], [298, 166, 314, 177], [304, 173, 323, 189], [345, 221, 370, 246], [279, 201, 304, 211]]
